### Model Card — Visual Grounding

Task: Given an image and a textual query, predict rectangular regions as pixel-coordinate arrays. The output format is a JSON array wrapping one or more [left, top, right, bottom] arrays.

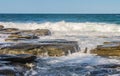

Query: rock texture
[[5, 33, 39, 42], [0, 40, 80, 57], [21, 29, 51, 36], [91, 41, 120, 56], [0, 54, 36, 76], [20, 29, 51, 36]]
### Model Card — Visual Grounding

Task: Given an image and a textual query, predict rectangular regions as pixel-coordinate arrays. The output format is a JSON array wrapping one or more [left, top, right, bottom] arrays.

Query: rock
[[21, 29, 51, 36], [8, 34, 38, 39], [91, 41, 120, 56], [34, 29, 51, 36], [0, 25, 4, 30], [0, 63, 33, 76], [1, 28, 19, 32], [0, 68, 18, 76], [0, 40, 80, 56], [5, 38, 28, 42], [0, 28, 51, 36], [0, 28, 20, 34], [95, 64, 120, 68], [5, 34, 39, 42], [103, 41, 120, 45], [0, 54, 36, 76], [0, 62, 33, 76], [0, 54, 36, 63]]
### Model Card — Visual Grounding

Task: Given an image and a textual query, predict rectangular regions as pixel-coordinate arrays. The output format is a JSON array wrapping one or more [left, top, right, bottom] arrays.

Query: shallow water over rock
[[27, 56, 120, 76], [0, 54, 36, 76]]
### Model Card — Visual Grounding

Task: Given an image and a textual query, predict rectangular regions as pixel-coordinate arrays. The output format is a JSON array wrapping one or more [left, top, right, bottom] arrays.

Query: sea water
[[1, 14, 120, 75]]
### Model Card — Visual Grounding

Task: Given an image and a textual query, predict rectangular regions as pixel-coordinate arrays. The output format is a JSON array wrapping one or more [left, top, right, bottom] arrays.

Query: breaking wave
[[0, 21, 120, 32]]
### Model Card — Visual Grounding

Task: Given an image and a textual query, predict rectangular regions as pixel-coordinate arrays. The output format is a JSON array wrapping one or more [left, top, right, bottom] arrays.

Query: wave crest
[[0, 21, 120, 32]]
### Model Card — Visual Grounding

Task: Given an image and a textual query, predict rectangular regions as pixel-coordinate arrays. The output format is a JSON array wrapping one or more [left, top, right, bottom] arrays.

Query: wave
[[0, 21, 120, 32]]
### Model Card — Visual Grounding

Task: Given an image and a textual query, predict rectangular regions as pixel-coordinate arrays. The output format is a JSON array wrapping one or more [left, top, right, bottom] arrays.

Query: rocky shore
[[0, 25, 81, 75], [1, 24, 120, 75]]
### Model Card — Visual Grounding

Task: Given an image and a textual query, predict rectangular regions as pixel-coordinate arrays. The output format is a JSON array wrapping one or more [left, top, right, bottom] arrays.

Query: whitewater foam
[[1, 21, 120, 32], [1, 21, 120, 51], [44, 52, 120, 65]]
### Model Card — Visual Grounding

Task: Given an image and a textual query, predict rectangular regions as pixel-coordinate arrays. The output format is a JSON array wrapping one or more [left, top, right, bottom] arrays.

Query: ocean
[[1, 14, 120, 76]]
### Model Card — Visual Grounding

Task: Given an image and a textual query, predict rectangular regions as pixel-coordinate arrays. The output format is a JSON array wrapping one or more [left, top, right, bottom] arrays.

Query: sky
[[0, 0, 120, 13]]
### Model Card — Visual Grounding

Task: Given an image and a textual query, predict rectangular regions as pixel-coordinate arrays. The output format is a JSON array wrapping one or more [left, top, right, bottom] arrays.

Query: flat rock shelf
[[0, 40, 80, 57]]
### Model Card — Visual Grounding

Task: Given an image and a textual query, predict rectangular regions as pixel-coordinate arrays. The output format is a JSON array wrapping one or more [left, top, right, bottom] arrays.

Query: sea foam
[[0, 21, 120, 32], [1, 21, 120, 51]]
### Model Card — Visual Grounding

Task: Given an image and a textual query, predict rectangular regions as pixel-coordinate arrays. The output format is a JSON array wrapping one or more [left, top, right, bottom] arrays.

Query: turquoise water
[[0, 14, 120, 24]]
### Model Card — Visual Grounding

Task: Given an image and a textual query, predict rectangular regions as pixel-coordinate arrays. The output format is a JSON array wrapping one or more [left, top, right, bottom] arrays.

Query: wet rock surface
[[0, 26, 79, 57], [0, 40, 80, 56], [91, 41, 120, 56], [21, 29, 51, 36], [0, 54, 36, 76], [5, 33, 39, 42], [0, 27, 51, 42], [0, 28, 20, 34], [0, 54, 36, 63]]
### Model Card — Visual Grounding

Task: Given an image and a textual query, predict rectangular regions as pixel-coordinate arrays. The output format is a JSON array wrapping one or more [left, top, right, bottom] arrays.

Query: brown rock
[[91, 42, 120, 56], [0, 25, 4, 29], [0, 28, 20, 34], [21, 29, 51, 36], [34, 29, 51, 36], [0, 54, 36, 63], [0, 40, 80, 57], [5, 34, 39, 42], [2, 28, 19, 32]]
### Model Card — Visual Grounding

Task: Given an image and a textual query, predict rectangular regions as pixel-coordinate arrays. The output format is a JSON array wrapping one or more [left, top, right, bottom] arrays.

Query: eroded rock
[[0, 40, 80, 56], [91, 41, 120, 56]]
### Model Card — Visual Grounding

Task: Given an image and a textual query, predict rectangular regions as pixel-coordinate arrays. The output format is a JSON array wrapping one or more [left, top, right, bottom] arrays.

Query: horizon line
[[0, 13, 120, 14]]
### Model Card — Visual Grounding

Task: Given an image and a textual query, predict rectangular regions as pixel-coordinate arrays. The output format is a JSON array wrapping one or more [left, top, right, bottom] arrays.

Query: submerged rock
[[0, 68, 18, 76], [91, 41, 120, 56], [0, 40, 80, 56]]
